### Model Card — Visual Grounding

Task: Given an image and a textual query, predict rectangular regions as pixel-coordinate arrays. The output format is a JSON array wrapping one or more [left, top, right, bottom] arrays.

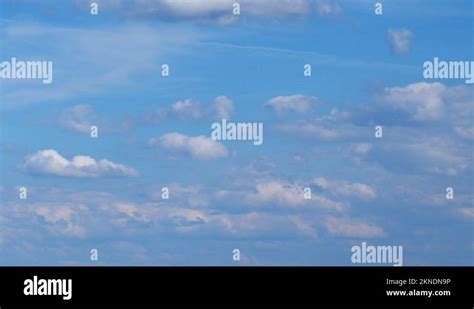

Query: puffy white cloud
[[387, 28, 413, 55], [246, 180, 343, 211], [59, 104, 97, 133], [276, 83, 471, 142], [158, 133, 228, 159], [324, 217, 385, 238], [265, 95, 320, 114], [314, 177, 377, 200], [246, 181, 306, 205], [21, 149, 138, 177], [378, 82, 446, 121]]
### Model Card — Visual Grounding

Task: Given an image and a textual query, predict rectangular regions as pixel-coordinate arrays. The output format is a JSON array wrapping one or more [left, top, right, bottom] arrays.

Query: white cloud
[[314, 177, 377, 200], [158, 133, 228, 159], [246, 180, 343, 211], [387, 28, 413, 55], [289, 216, 317, 238], [122, 0, 341, 23], [313, 0, 342, 15], [324, 216, 385, 238], [212, 96, 234, 119], [59, 104, 97, 133], [2, 22, 201, 106], [351, 143, 372, 156], [164, 96, 234, 121], [276, 106, 360, 140], [396, 138, 469, 176], [32, 204, 87, 238], [278, 121, 341, 140], [246, 181, 306, 205], [148, 184, 209, 208], [115, 202, 149, 223], [378, 82, 446, 121], [265, 95, 319, 114], [171, 99, 202, 120], [21, 149, 138, 177]]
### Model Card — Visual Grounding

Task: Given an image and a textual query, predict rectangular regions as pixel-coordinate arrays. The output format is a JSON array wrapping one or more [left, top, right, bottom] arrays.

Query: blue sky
[[0, 0, 473, 265]]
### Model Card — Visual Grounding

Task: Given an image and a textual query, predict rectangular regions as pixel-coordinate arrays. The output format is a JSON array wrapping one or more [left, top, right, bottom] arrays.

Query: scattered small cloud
[[324, 216, 385, 238], [59, 104, 97, 133], [378, 82, 446, 121], [265, 95, 320, 114], [245, 180, 343, 211], [314, 177, 377, 200], [387, 28, 413, 55], [171, 99, 203, 120], [212, 95, 234, 120], [158, 133, 228, 159], [20, 149, 139, 178], [147, 96, 235, 123]]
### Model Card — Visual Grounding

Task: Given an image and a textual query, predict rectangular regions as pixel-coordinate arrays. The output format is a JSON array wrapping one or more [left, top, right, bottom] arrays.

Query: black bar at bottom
[[0, 267, 472, 306]]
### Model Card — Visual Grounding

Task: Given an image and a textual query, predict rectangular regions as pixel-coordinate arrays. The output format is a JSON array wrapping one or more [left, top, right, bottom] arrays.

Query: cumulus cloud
[[246, 180, 343, 211], [265, 95, 320, 114], [21, 149, 139, 178], [246, 181, 306, 205], [376, 82, 474, 137], [276, 83, 471, 142], [378, 82, 446, 121], [314, 177, 377, 200], [324, 217, 385, 238], [59, 104, 97, 133], [151, 96, 234, 122], [387, 28, 413, 55], [158, 133, 228, 159]]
